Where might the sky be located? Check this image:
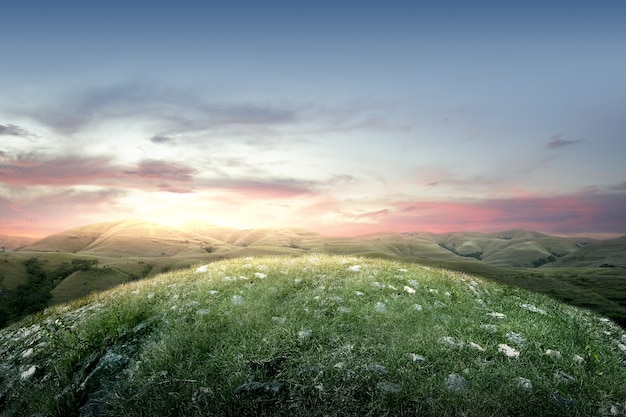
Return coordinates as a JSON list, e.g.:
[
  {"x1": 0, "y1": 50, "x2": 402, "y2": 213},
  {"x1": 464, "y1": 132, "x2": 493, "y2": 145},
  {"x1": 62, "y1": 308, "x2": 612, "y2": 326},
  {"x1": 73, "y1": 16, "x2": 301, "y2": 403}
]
[{"x1": 1, "y1": 0, "x2": 625, "y2": 238}]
